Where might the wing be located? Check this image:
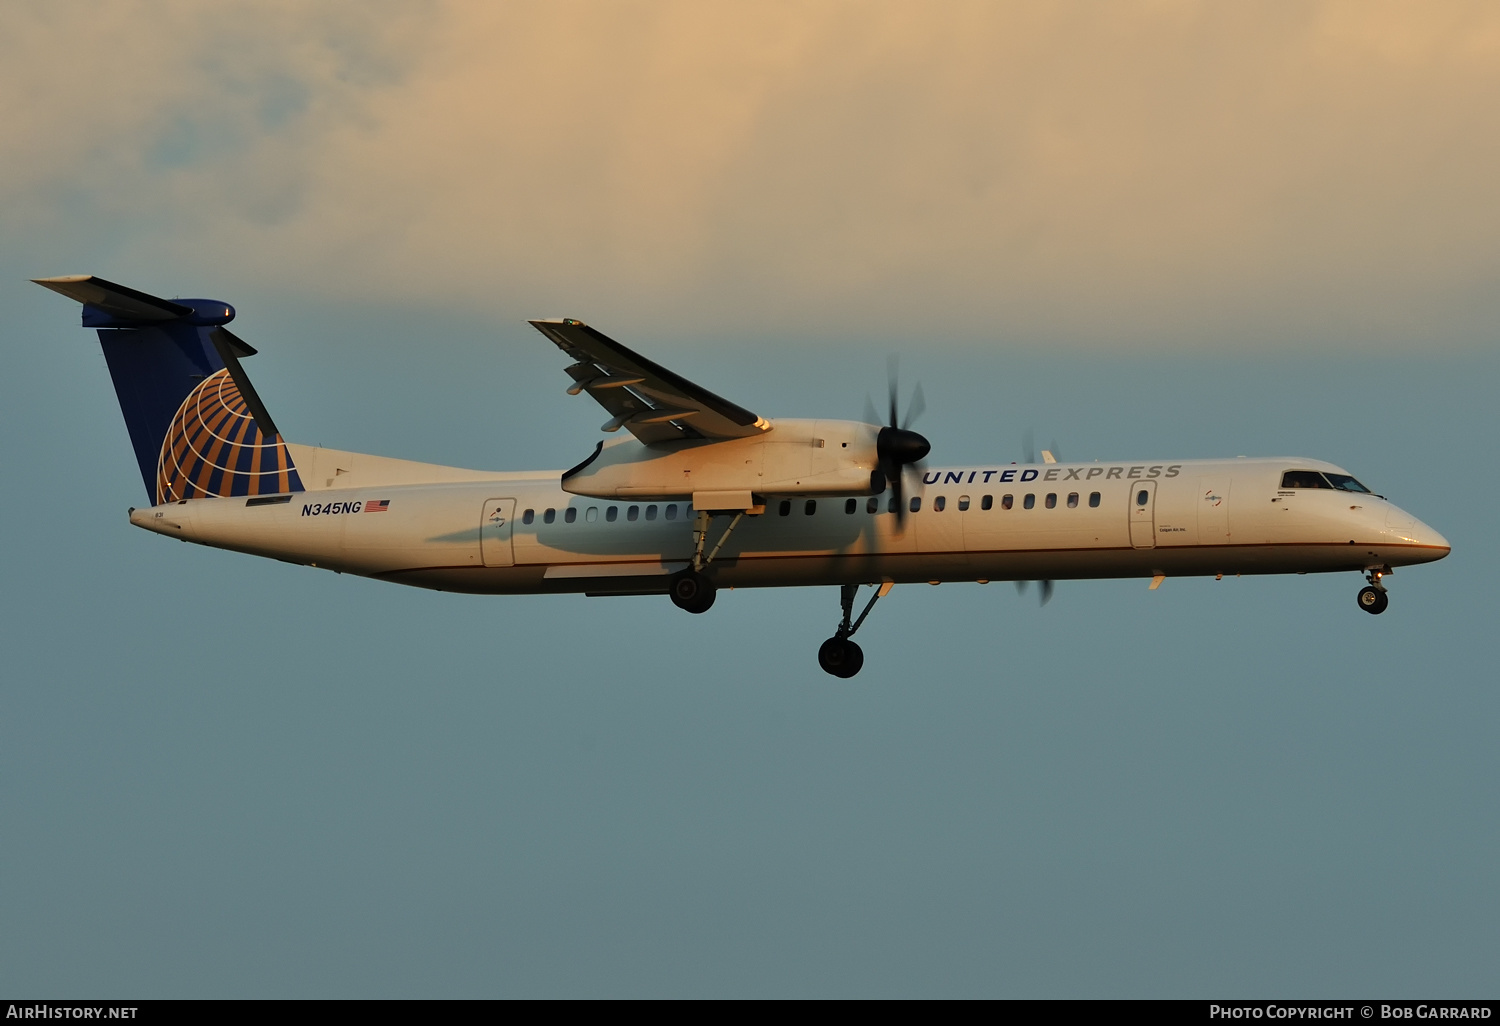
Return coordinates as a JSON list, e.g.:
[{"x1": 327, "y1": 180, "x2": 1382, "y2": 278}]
[{"x1": 530, "y1": 318, "x2": 769, "y2": 444}]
